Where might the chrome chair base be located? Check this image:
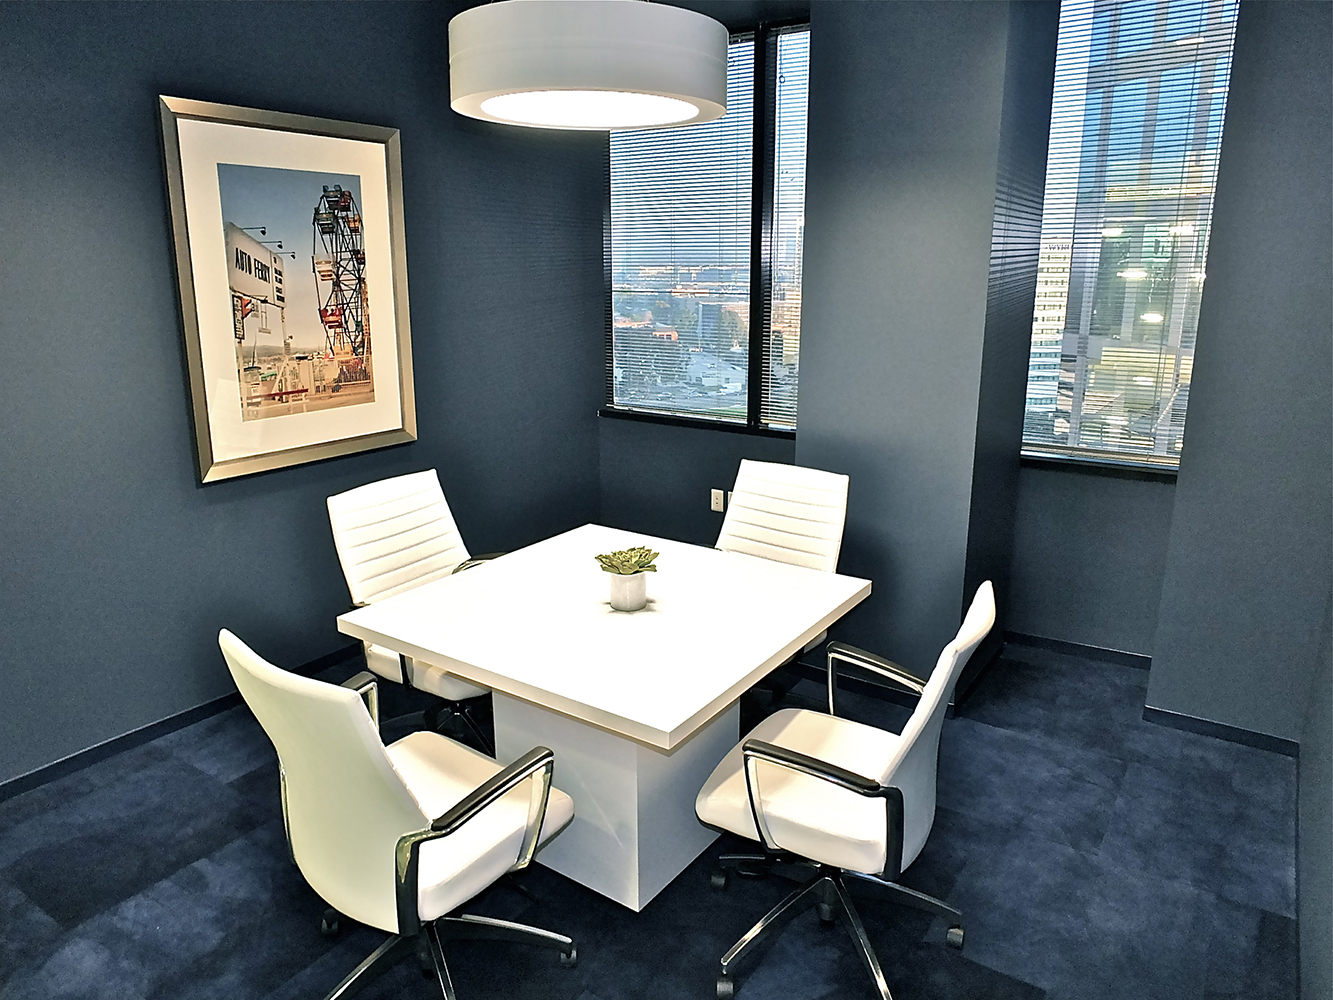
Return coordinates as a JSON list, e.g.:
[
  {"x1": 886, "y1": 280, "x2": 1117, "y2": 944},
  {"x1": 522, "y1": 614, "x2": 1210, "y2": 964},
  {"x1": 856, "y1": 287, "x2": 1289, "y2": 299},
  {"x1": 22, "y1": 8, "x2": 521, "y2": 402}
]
[
  {"x1": 425, "y1": 698, "x2": 494, "y2": 756},
  {"x1": 717, "y1": 850, "x2": 822, "y2": 885},
  {"x1": 321, "y1": 913, "x2": 575, "y2": 1000},
  {"x1": 712, "y1": 855, "x2": 963, "y2": 1000},
  {"x1": 379, "y1": 696, "x2": 494, "y2": 756}
]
